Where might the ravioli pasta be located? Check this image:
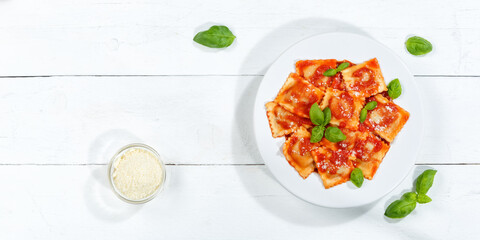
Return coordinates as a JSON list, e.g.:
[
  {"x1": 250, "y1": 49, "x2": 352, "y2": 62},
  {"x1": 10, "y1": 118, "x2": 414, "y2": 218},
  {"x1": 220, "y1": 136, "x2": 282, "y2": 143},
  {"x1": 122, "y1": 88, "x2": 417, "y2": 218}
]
[
  {"x1": 266, "y1": 101, "x2": 312, "y2": 138},
  {"x1": 274, "y1": 73, "x2": 325, "y2": 118},
  {"x1": 282, "y1": 126, "x2": 317, "y2": 179},
  {"x1": 265, "y1": 58, "x2": 410, "y2": 189}
]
